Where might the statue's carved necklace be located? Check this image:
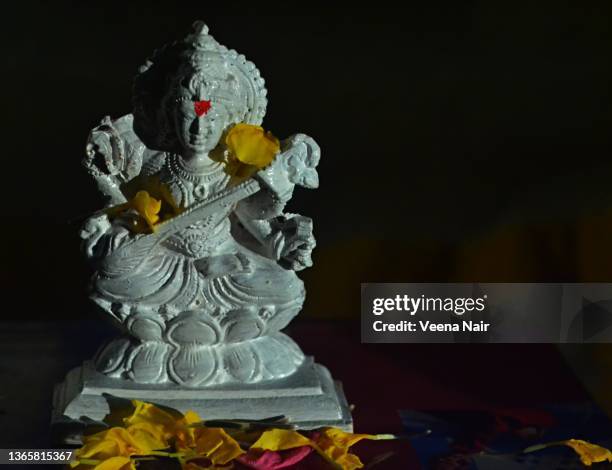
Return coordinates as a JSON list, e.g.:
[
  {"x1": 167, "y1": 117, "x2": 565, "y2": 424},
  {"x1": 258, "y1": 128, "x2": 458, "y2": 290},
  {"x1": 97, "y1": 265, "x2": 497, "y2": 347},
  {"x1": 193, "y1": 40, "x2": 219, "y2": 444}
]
[
  {"x1": 162, "y1": 153, "x2": 233, "y2": 258},
  {"x1": 163, "y1": 153, "x2": 229, "y2": 207}
]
